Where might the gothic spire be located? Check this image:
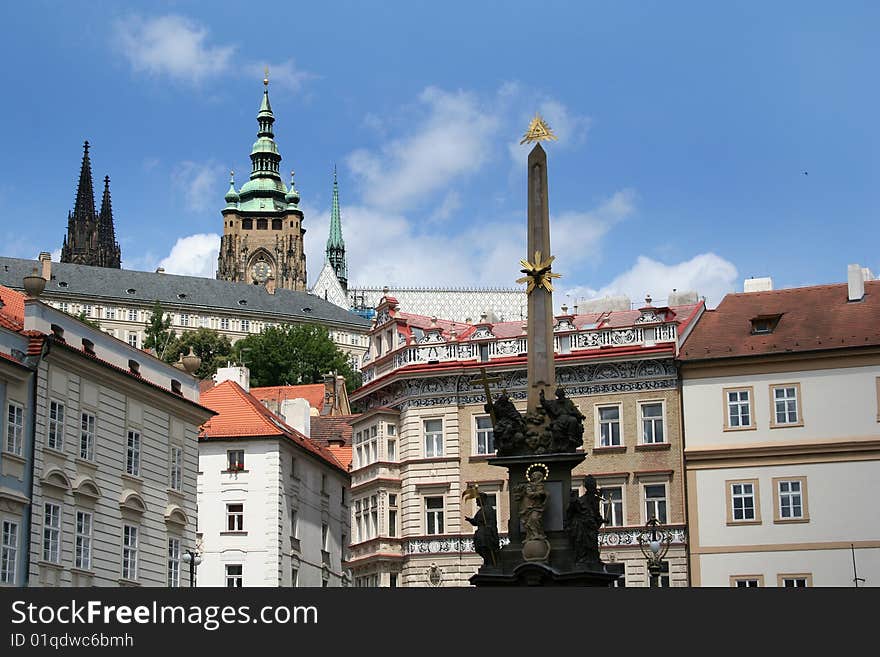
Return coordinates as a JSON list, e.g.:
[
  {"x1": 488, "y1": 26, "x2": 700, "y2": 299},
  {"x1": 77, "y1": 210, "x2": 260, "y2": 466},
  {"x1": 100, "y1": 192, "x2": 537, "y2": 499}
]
[
  {"x1": 97, "y1": 175, "x2": 121, "y2": 268},
  {"x1": 326, "y1": 166, "x2": 348, "y2": 289},
  {"x1": 72, "y1": 140, "x2": 97, "y2": 225}
]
